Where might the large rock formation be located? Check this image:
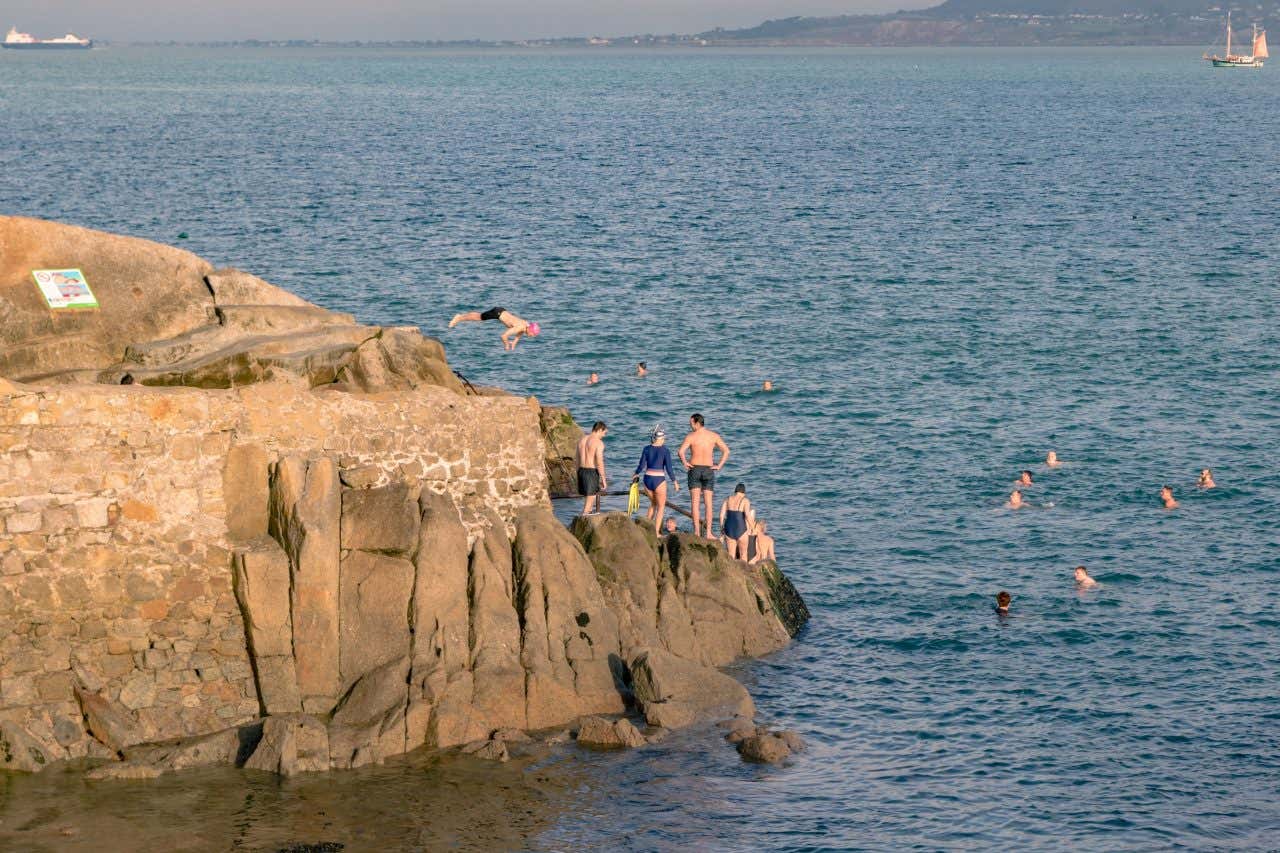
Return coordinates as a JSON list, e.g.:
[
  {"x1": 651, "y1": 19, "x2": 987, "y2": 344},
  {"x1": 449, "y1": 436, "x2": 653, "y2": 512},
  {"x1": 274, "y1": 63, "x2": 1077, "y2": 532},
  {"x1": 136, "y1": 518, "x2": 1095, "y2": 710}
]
[
  {"x1": 0, "y1": 215, "x2": 461, "y2": 393},
  {"x1": 0, "y1": 218, "x2": 808, "y2": 777}
]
